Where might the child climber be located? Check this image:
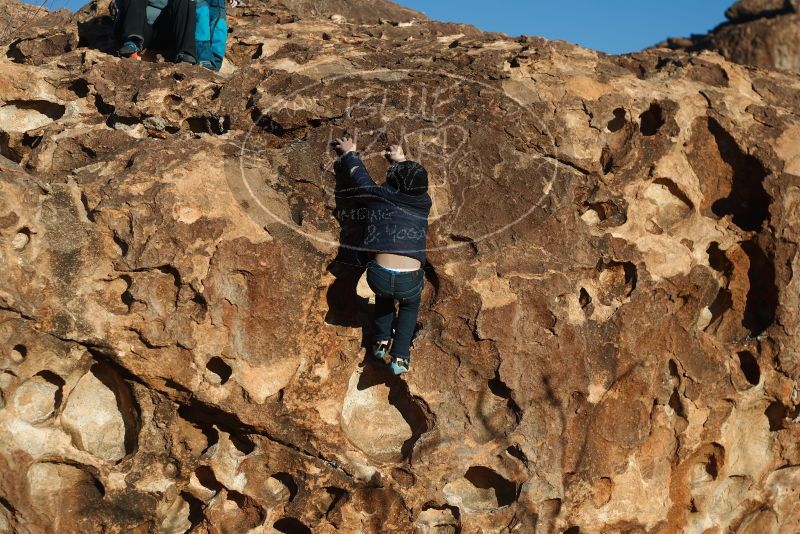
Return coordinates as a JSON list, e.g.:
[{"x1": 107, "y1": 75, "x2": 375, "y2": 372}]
[{"x1": 331, "y1": 135, "x2": 432, "y2": 375}]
